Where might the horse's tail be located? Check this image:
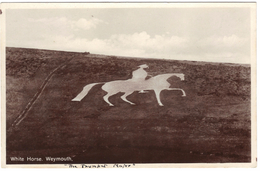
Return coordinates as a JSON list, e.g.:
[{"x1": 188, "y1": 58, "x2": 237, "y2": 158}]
[{"x1": 72, "y1": 82, "x2": 103, "y2": 101}]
